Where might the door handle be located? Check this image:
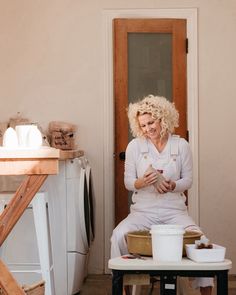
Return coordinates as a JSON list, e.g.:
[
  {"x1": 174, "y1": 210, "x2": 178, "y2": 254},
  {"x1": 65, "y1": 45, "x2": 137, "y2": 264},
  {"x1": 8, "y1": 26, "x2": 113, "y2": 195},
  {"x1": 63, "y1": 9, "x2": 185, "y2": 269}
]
[{"x1": 119, "y1": 151, "x2": 126, "y2": 161}]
